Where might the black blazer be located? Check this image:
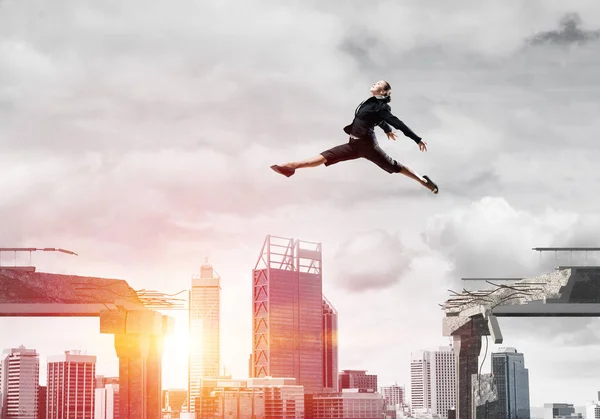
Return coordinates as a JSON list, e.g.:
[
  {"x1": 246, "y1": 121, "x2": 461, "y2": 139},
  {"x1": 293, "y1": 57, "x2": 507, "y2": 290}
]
[{"x1": 343, "y1": 96, "x2": 422, "y2": 144}]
